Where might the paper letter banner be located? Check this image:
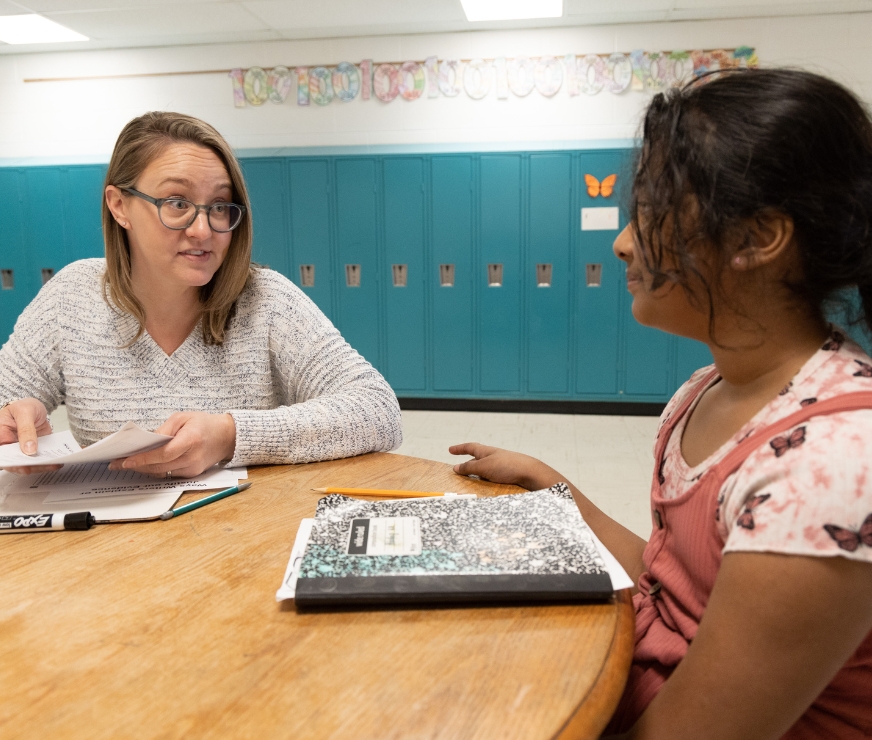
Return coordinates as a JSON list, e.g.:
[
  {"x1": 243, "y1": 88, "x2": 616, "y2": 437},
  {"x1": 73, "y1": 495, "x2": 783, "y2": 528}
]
[{"x1": 230, "y1": 47, "x2": 757, "y2": 107}]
